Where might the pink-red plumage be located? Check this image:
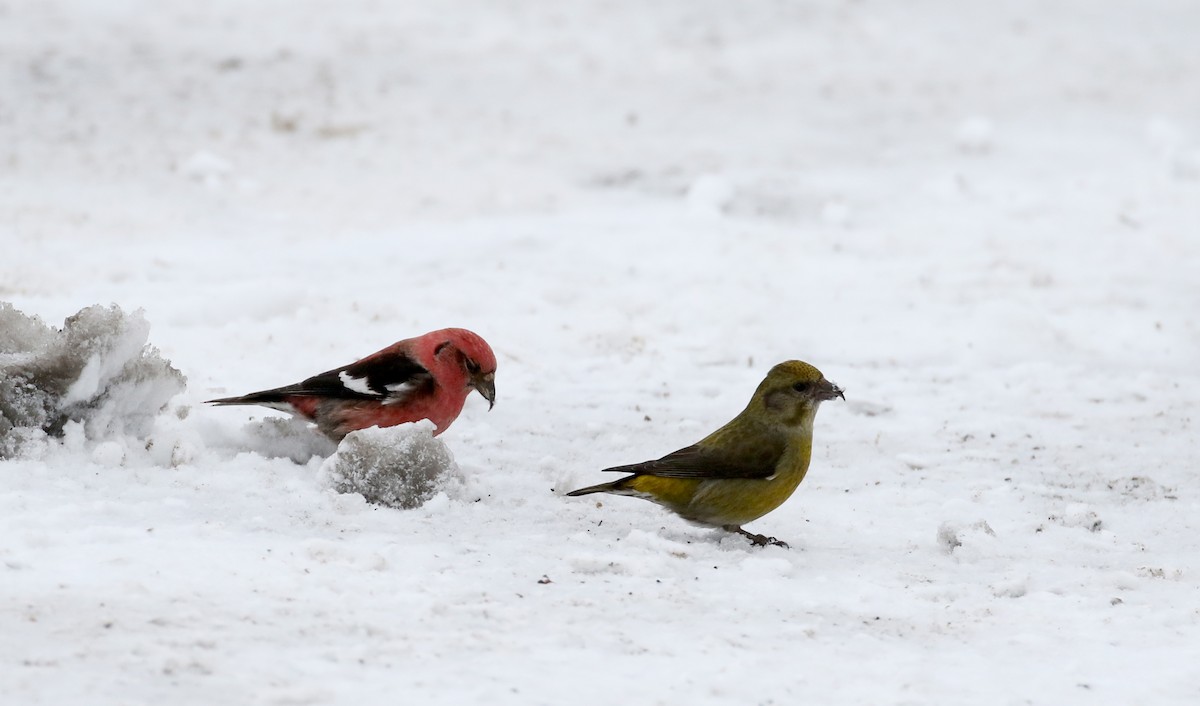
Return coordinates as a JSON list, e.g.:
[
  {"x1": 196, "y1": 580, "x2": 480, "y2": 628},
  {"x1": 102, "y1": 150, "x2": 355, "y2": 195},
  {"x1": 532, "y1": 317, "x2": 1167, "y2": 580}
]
[{"x1": 208, "y1": 328, "x2": 497, "y2": 440}]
